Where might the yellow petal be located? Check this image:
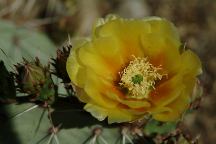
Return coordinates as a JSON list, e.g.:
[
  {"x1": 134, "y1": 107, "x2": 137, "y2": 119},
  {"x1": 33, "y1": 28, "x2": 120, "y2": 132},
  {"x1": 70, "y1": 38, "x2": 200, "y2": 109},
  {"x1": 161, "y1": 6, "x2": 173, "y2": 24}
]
[
  {"x1": 84, "y1": 103, "x2": 107, "y2": 121},
  {"x1": 77, "y1": 42, "x2": 114, "y2": 81},
  {"x1": 180, "y1": 50, "x2": 202, "y2": 76},
  {"x1": 107, "y1": 106, "x2": 135, "y2": 124},
  {"x1": 84, "y1": 103, "x2": 135, "y2": 124},
  {"x1": 75, "y1": 86, "x2": 91, "y2": 103},
  {"x1": 92, "y1": 14, "x2": 120, "y2": 34},
  {"x1": 94, "y1": 18, "x2": 153, "y2": 58},
  {"x1": 66, "y1": 46, "x2": 86, "y2": 87},
  {"x1": 179, "y1": 50, "x2": 202, "y2": 98},
  {"x1": 83, "y1": 69, "x2": 118, "y2": 108},
  {"x1": 67, "y1": 46, "x2": 119, "y2": 108},
  {"x1": 89, "y1": 36, "x2": 125, "y2": 77}
]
